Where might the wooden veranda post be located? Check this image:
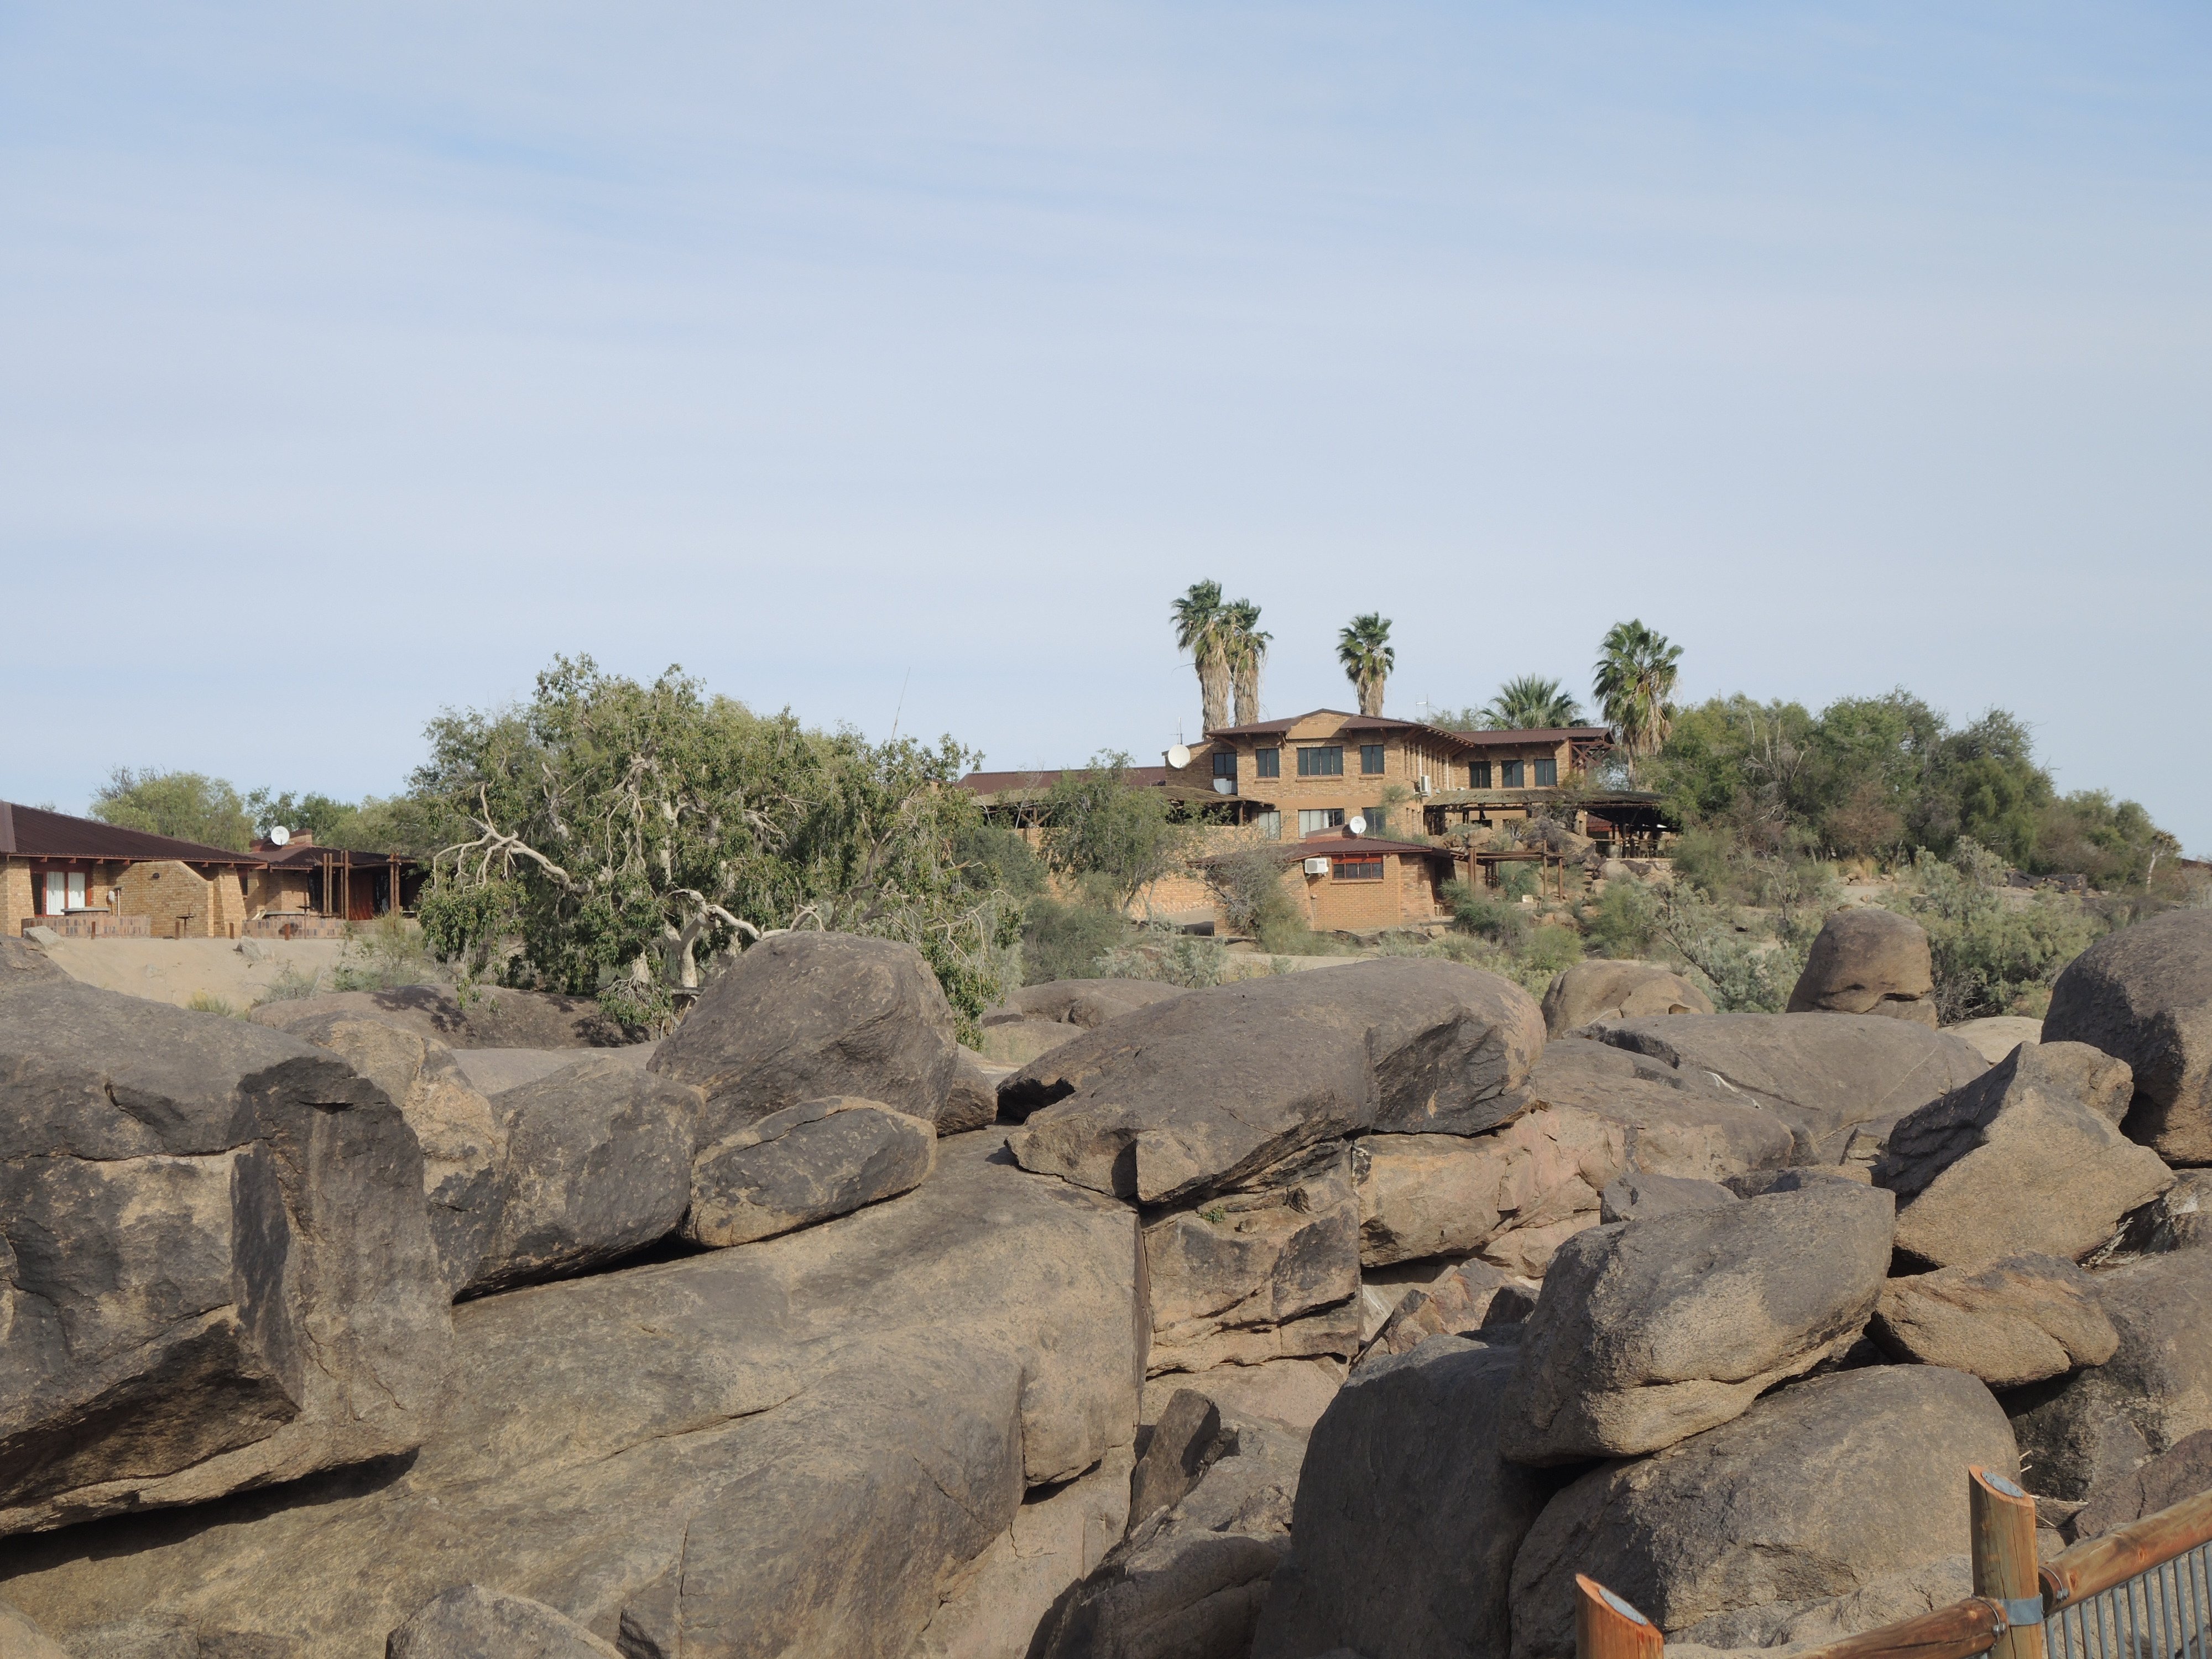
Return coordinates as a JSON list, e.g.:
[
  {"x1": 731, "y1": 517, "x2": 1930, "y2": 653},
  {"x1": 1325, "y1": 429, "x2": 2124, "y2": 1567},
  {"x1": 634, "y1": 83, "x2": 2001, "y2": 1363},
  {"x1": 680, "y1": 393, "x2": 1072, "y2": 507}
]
[
  {"x1": 1575, "y1": 1574, "x2": 1663, "y2": 1659},
  {"x1": 1970, "y1": 1467, "x2": 2046, "y2": 1659}
]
